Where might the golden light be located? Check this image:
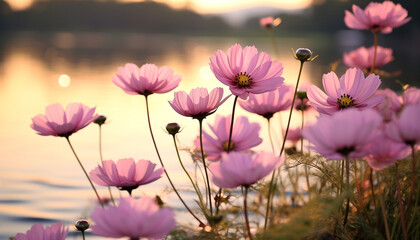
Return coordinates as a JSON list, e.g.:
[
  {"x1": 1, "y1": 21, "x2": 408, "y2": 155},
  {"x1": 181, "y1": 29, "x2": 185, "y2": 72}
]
[
  {"x1": 199, "y1": 65, "x2": 213, "y2": 80},
  {"x1": 4, "y1": 0, "x2": 34, "y2": 11},
  {"x1": 58, "y1": 74, "x2": 71, "y2": 87}
]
